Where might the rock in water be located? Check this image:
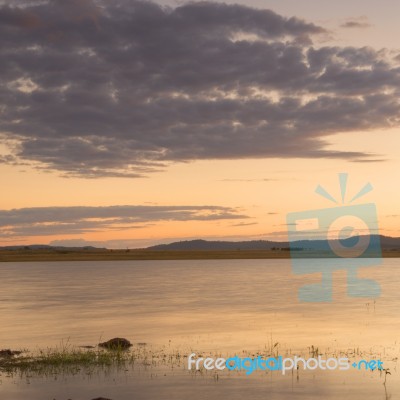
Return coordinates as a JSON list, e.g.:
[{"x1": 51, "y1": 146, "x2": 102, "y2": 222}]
[
  {"x1": 98, "y1": 337, "x2": 132, "y2": 350},
  {"x1": 91, "y1": 398, "x2": 112, "y2": 400},
  {"x1": 0, "y1": 349, "x2": 22, "y2": 357}
]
